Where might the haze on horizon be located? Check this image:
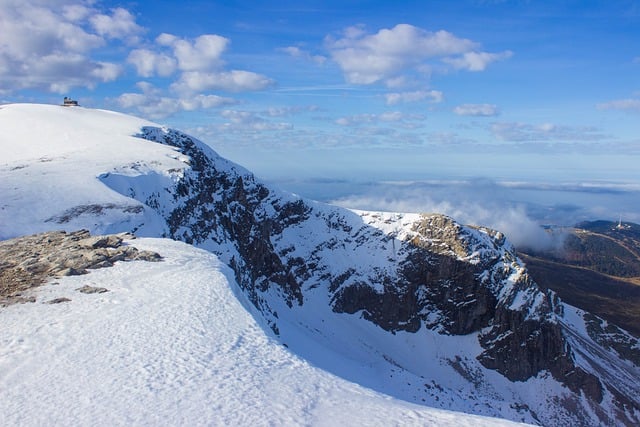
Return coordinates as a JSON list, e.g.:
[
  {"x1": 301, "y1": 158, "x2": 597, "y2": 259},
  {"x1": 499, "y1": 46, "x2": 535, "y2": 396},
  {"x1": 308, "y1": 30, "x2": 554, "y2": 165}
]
[{"x1": 2, "y1": 0, "x2": 639, "y2": 239}]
